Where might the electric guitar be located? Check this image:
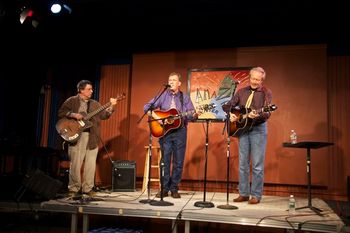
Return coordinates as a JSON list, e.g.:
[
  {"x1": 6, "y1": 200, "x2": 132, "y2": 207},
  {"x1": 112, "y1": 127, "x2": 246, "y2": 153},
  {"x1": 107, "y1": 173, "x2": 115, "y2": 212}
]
[
  {"x1": 229, "y1": 104, "x2": 277, "y2": 137},
  {"x1": 56, "y1": 93, "x2": 126, "y2": 143},
  {"x1": 149, "y1": 103, "x2": 215, "y2": 138}
]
